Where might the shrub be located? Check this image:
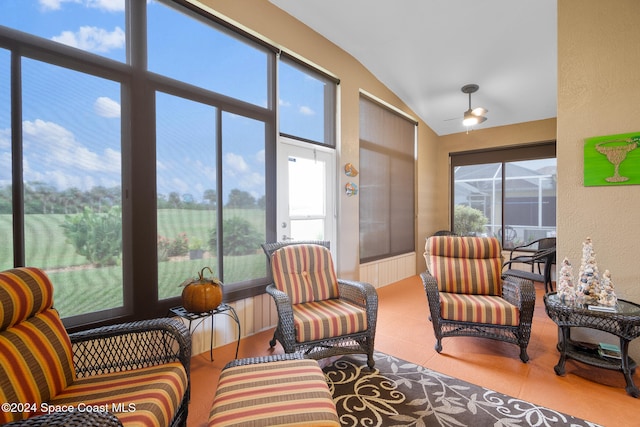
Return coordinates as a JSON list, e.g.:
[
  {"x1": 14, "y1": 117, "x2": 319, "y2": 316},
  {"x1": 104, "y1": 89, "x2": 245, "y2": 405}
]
[
  {"x1": 167, "y1": 232, "x2": 189, "y2": 256},
  {"x1": 61, "y1": 206, "x2": 122, "y2": 266},
  {"x1": 158, "y1": 235, "x2": 170, "y2": 262},
  {"x1": 453, "y1": 205, "x2": 488, "y2": 236},
  {"x1": 209, "y1": 217, "x2": 261, "y2": 256}
]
